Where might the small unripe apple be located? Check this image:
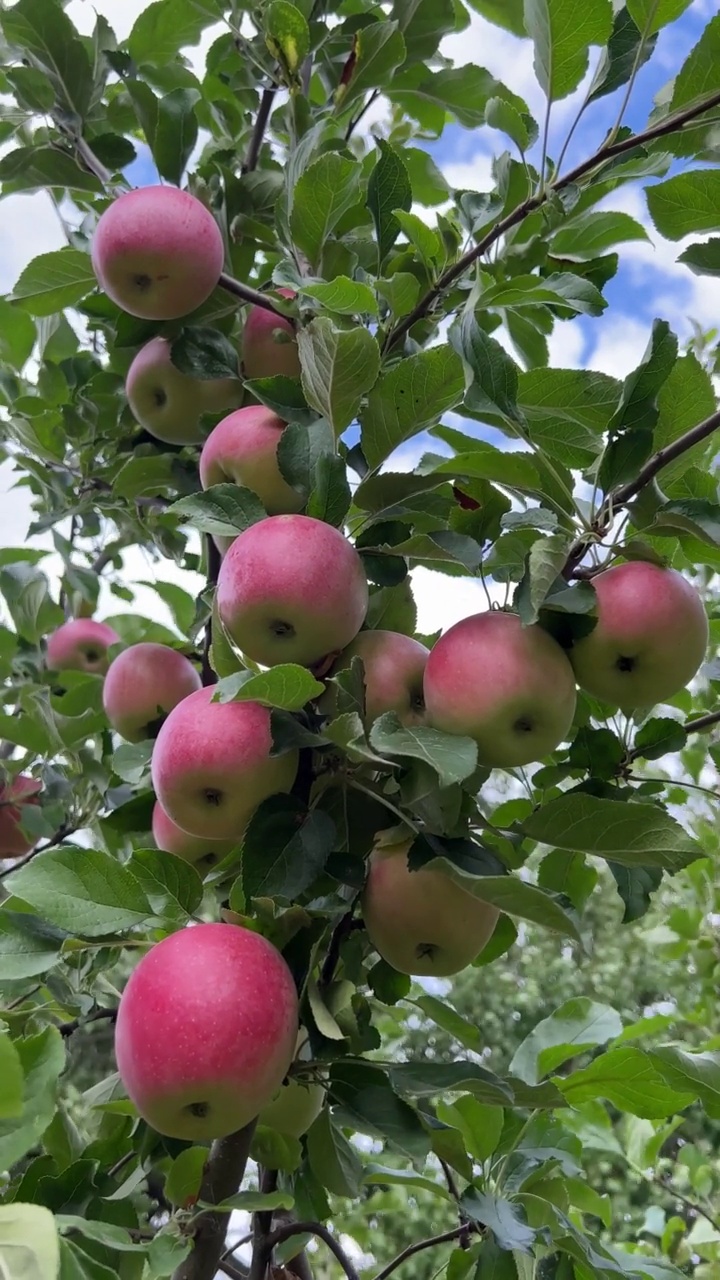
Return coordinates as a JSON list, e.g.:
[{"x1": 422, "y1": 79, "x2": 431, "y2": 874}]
[
  {"x1": 423, "y1": 611, "x2": 576, "y2": 768},
  {"x1": 151, "y1": 801, "x2": 237, "y2": 869},
  {"x1": 151, "y1": 685, "x2": 299, "y2": 839},
  {"x1": 242, "y1": 289, "x2": 300, "y2": 380},
  {"x1": 92, "y1": 186, "x2": 224, "y2": 321},
  {"x1": 0, "y1": 775, "x2": 41, "y2": 858},
  {"x1": 324, "y1": 630, "x2": 429, "y2": 726},
  {"x1": 103, "y1": 643, "x2": 202, "y2": 742},
  {"x1": 46, "y1": 619, "x2": 120, "y2": 675},
  {"x1": 569, "y1": 561, "x2": 709, "y2": 709},
  {"x1": 200, "y1": 406, "x2": 304, "y2": 516},
  {"x1": 217, "y1": 514, "x2": 368, "y2": 669},
  {"x1": 362, "y1": 838, "x2": 499, "y2": 977},
  {"x1": 114, "y1": 922, "x2": 299, "y2": 1141},
  {"x1": 126, "y1": 337, "x2": 241, "y2": 445},
  {"x1": 258, "y1": 1030, "x2": 324, "y2": 1137}
]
